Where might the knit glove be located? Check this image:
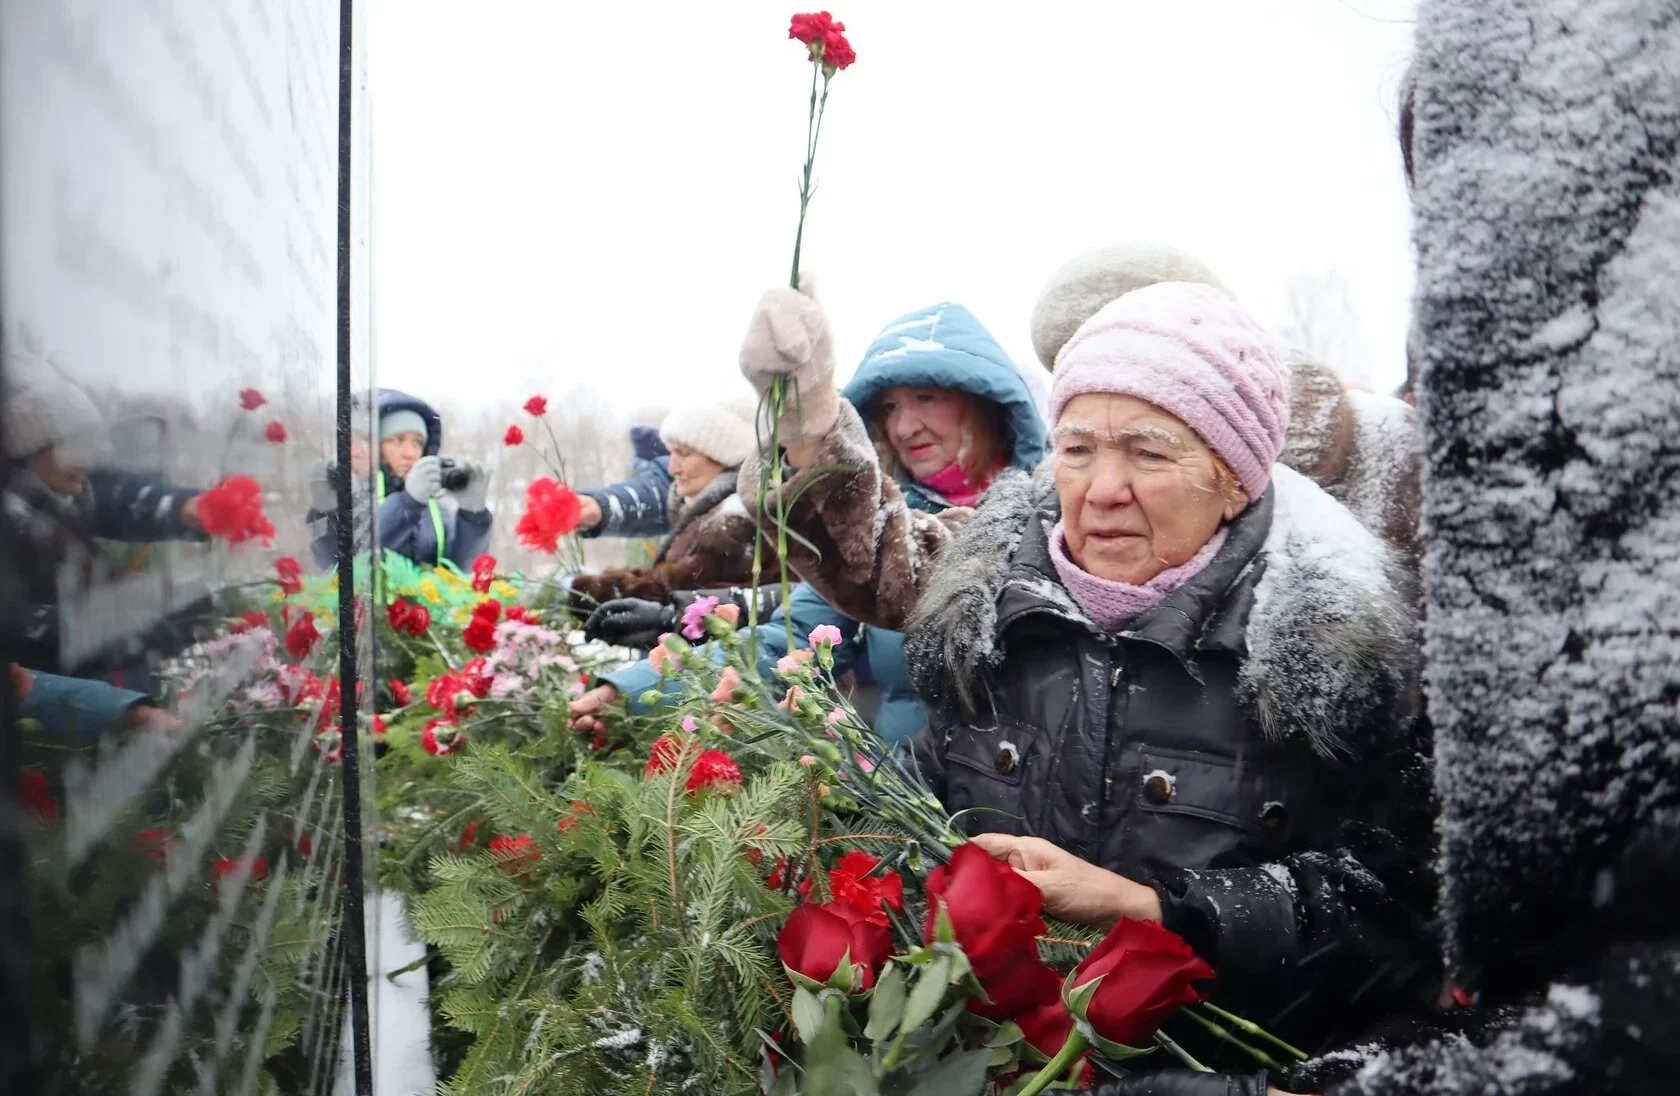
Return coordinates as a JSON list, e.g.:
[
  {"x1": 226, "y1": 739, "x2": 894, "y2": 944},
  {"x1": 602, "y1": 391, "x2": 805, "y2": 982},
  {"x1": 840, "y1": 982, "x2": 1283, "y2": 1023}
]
[
  {"x1": 584, "y1": 598, "x2": 676, "y2": 650},
  {"x1": 1091, "y1": 1071, "x2": 1273, "y2": 1096},
  {"x1": 404, "y1": 456, "x2": 443, "y2": 503},
  {"x1": 739, "y1": 274, "x2": 841, "y2": 444},
  {"x1": 450, "y1": 460, "x2": 490, "y2": 511}
]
